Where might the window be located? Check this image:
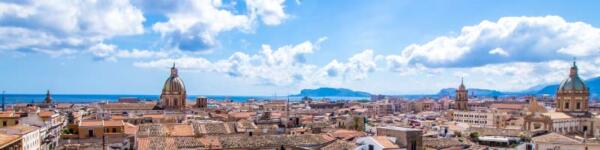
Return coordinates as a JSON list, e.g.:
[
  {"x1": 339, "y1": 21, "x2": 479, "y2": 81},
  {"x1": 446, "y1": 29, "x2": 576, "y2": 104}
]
[
  {"x1": 2, "y1": 121, "x2": 6, "y2": 126},
  {"x1": 565, "y1": 102, "x2": 570, "y2": 109},
  {"x1": 368, "y1": 144, "x2": 374, "y2": 150},
  {"x1": 112, "y1": 128, "x2": 116, "y2": 133},
  {"x1": 577, "y1": 102, "x2": 581, "y2": 109}
]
